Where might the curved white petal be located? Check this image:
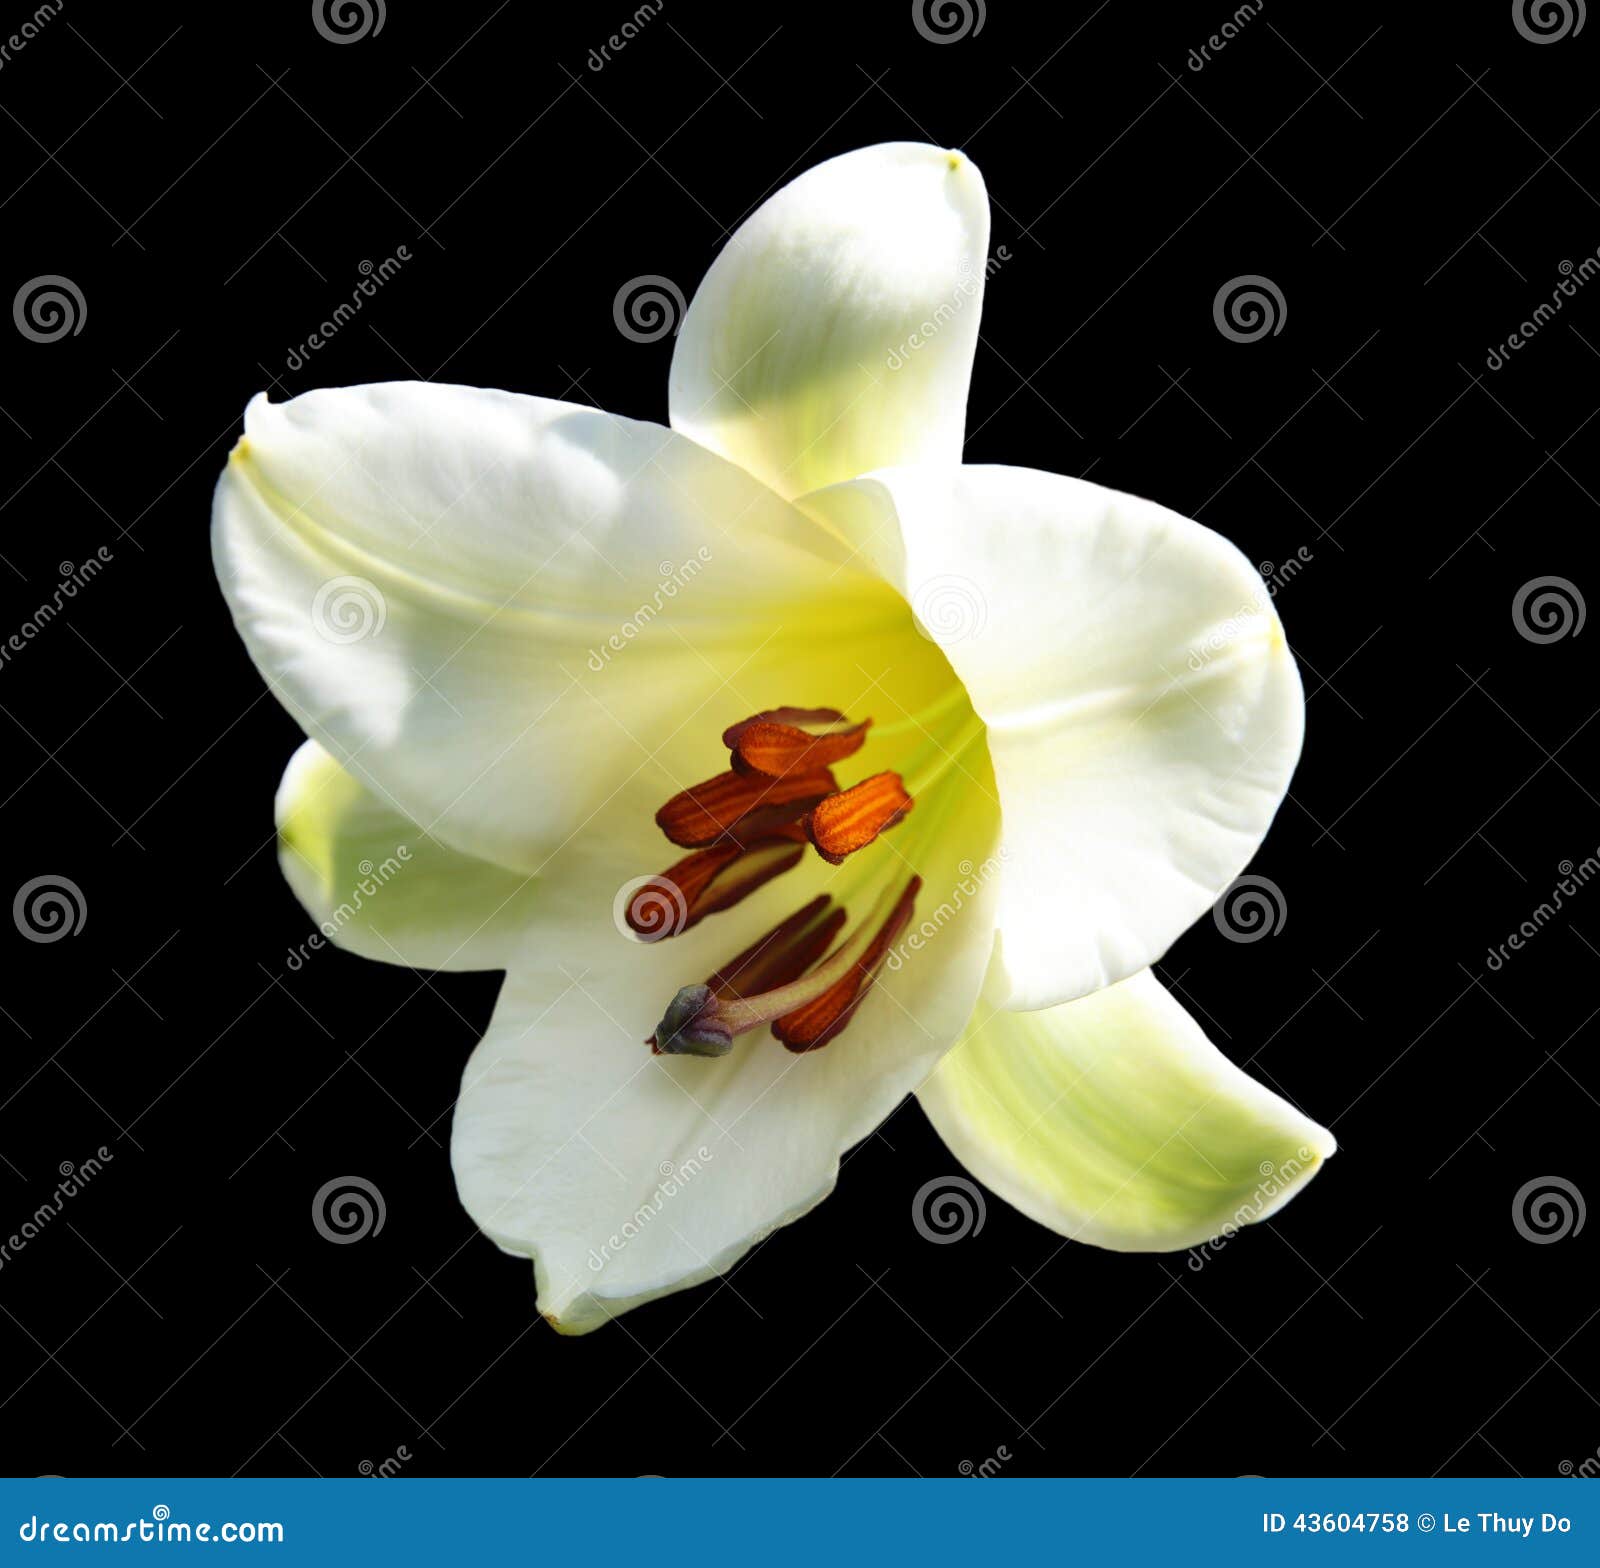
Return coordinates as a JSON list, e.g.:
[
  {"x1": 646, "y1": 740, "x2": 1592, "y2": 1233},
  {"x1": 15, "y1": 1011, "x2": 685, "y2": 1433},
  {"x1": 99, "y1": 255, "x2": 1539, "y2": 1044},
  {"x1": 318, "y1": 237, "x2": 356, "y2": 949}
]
[
  {"x1": 276, "y1": 739, "x2": 536, "y2": 973},
  {"x1": 215, "y1": 382, "x2": 926, "y2": 876},
  {"x1": 450, "y1": 769, "x2": 1002, "y2": 1333},
  {"x1": 803, "y1": 466, "x2": 1304, "y2": 1011},
  {"x1": 670, "y1": 142, "x2": 990, "y2": 500},
  {"x1": 918, "y1": 971, "x2": 1334, "y2": 1251}
]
